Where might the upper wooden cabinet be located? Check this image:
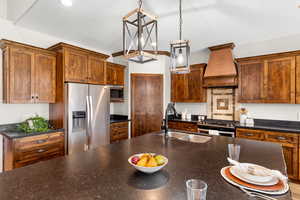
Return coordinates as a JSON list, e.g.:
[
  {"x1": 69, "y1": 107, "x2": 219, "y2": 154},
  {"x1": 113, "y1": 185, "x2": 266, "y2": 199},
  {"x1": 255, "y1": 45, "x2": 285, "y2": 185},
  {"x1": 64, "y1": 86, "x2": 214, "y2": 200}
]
[
  {"x1": 0, "y1": 40, "x2": 56, "y2": 104},
  {"x1": 106, "y1": 62, "x2": 125, "y2": 85},
  {"x1": 237, "y1": 54, "x2": 296, "y2": 104},
  {"x1": 48, "y1": 43, "x2": 109, "y2": 85},
  {"x1": 171, "y1": 64, "x2": 206, "y2": 103}
]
